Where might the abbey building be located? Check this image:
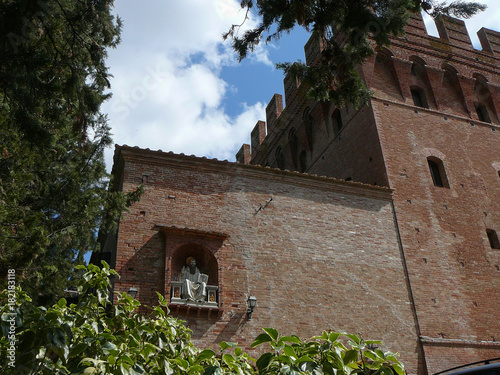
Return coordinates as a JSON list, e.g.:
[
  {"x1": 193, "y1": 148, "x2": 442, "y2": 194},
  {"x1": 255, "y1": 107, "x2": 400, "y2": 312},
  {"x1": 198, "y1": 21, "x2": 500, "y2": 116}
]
[{"x1": 97, "y1": 13, "x2": 500, "y2": 375}]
